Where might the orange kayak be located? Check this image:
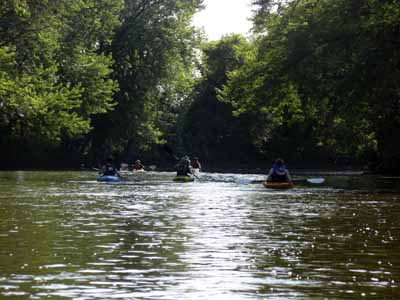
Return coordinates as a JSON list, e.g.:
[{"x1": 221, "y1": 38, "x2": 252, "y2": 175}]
[{"x1": 263, "y1": 181, "x2": 294, "y2": 189}]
